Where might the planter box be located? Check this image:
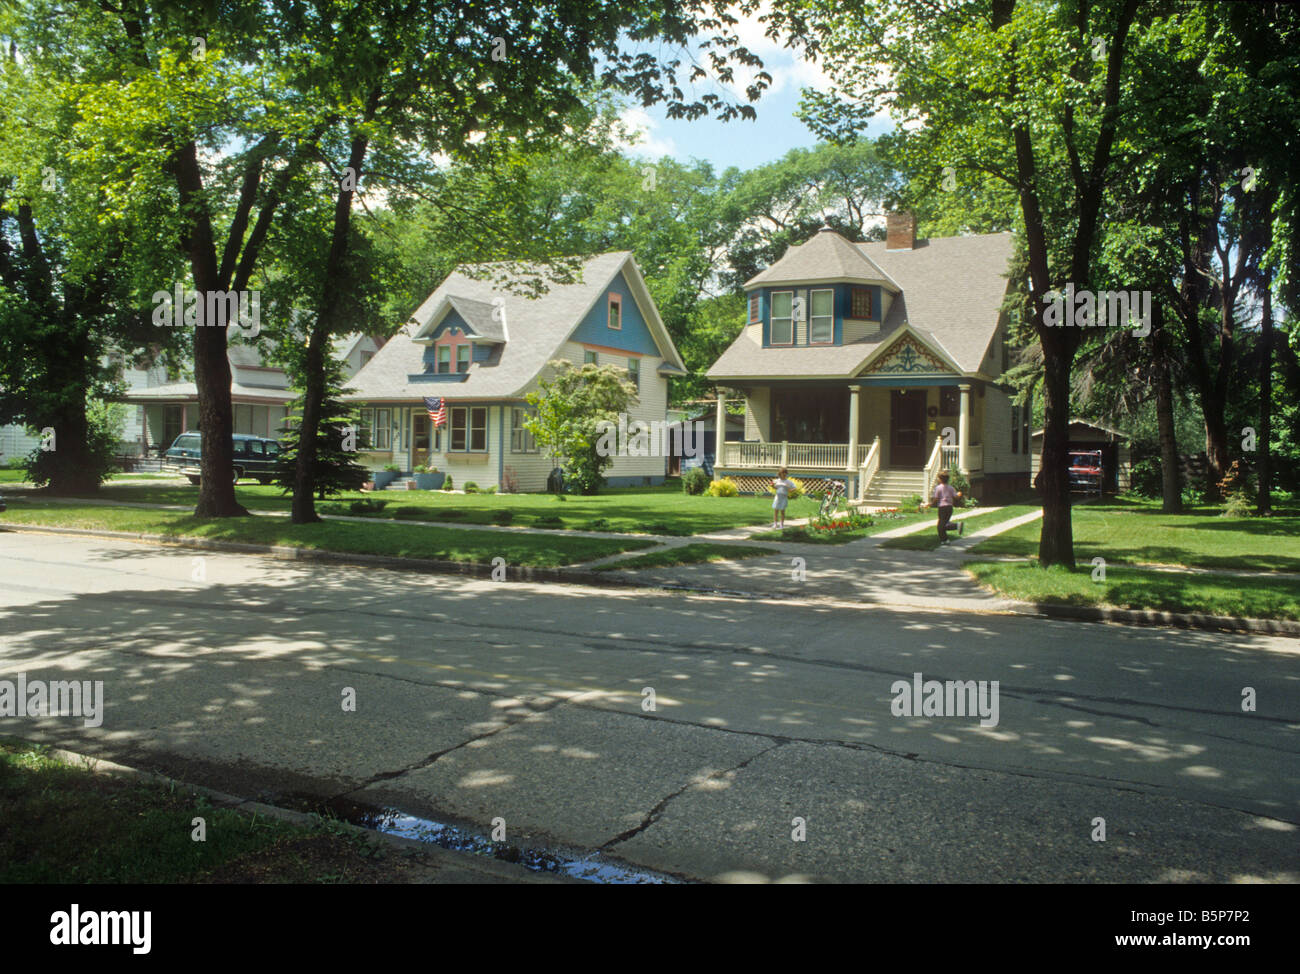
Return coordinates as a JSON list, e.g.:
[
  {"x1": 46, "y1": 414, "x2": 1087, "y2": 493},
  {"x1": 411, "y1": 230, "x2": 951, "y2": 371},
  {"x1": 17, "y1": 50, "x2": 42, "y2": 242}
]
[
  {"x1": 413, "y1": 471, "x2": 446, "y2": 490},
  {"x1": 372, "y1": 469, "x2": 400, "y2": 490}
]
